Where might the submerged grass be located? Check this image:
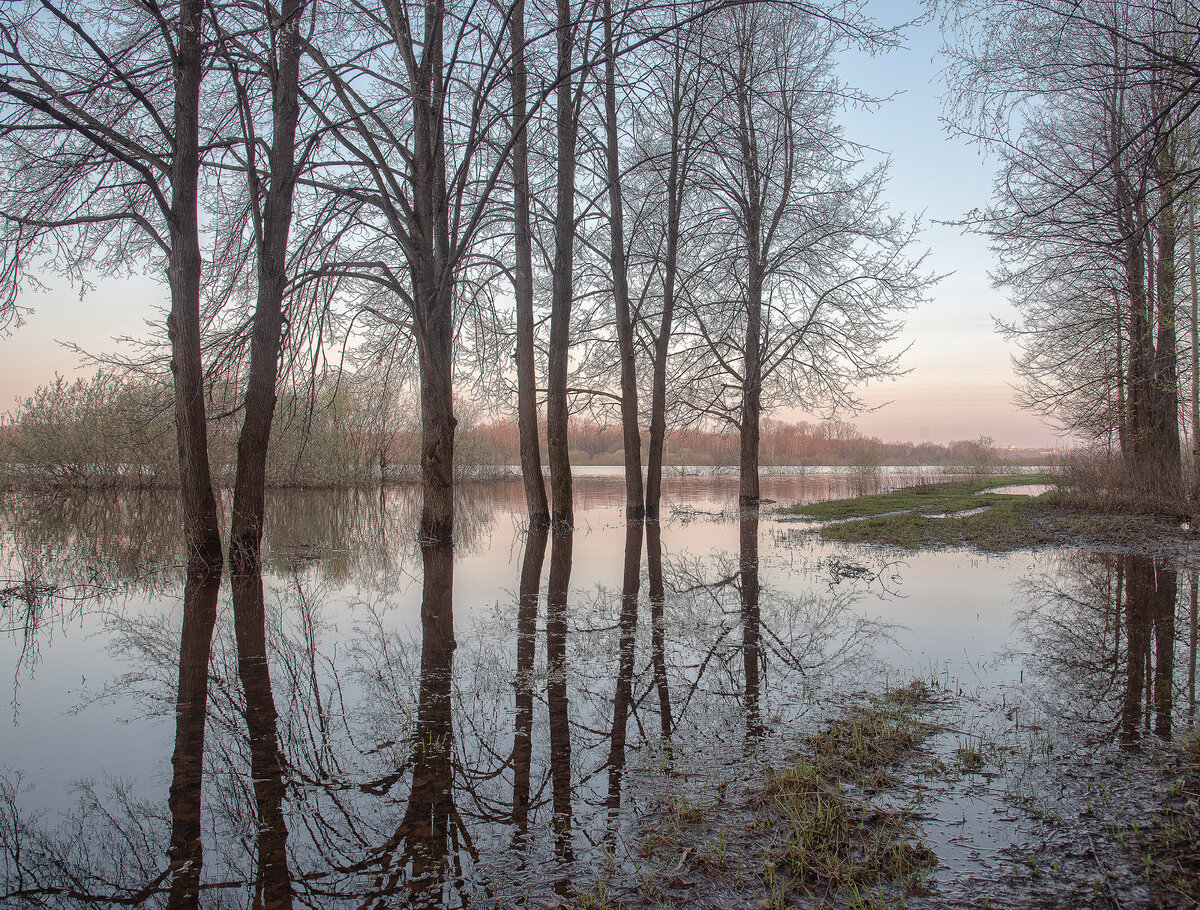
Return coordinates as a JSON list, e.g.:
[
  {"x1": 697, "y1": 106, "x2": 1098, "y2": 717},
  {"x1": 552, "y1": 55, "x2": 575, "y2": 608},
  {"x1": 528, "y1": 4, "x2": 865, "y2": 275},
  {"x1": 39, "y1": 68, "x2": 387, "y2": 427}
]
[
  {"x1": 1123, "y1": 732, "x2": 1200, "y2": 906},
  {"x1": 758, "y1": 683, "x2": 938, "y2": 900},
  {"x1": 633, "y1": 681, "x2": 939, "y2": 907}
]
